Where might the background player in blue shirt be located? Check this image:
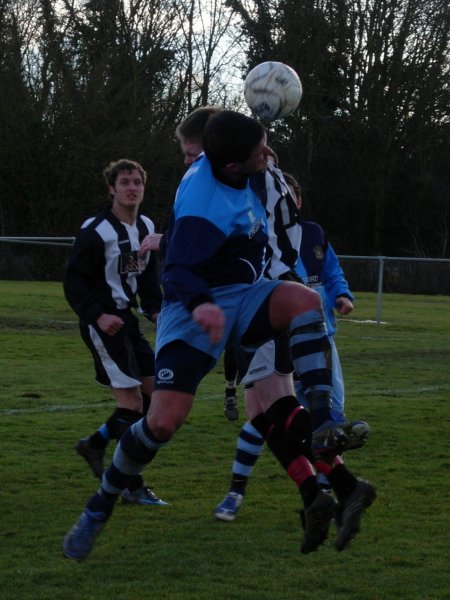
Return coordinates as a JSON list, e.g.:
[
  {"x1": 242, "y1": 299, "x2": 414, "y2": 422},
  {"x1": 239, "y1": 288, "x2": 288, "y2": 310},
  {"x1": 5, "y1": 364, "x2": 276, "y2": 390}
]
[{"x1": 287, "y1": 173, "x2": 357, "y2": 424}]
